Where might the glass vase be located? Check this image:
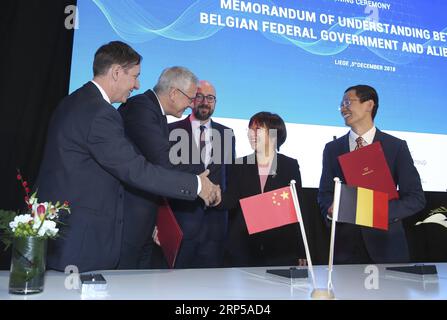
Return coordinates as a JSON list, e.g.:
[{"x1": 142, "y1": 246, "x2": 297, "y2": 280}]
[{"x1": 9, "y1": 236, "x2": 47, "y2": 294}]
